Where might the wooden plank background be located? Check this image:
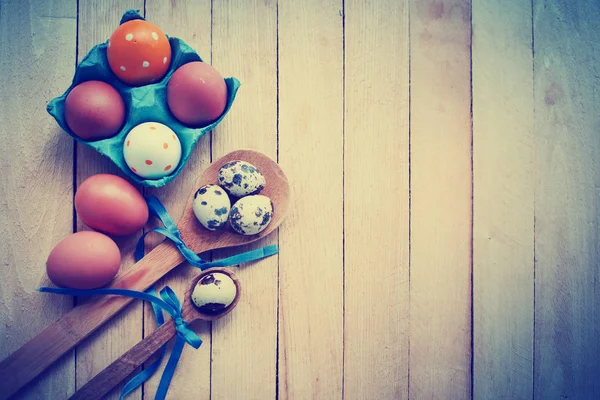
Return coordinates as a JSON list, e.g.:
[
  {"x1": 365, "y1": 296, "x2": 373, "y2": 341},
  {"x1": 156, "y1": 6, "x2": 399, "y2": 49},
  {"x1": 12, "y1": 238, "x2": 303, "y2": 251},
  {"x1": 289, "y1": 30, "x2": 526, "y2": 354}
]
[
  {"x1": 409, "y1": 1, "x2": 472, "y2": 398},
  {"x1": 344, "y1": 1, "x2": 409, "y2": 399},
  {"x1": 533, "y1": 1, "x2": 600, "y2": 398},
  {"x1": 0, "y1": 1, "x2": 76, "y2": 399},
  {"x1": 472, "y1": 0, "x2": 534, "y2": 399},
  {"x1": 278, "y1": 1, "x2": 344, "y2": 398},
  {"x1": 0, "y1": 0, "x2": 598, "y2": 399}
]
